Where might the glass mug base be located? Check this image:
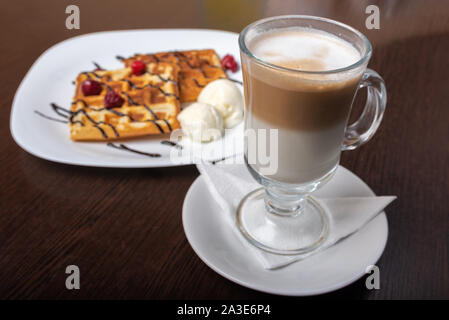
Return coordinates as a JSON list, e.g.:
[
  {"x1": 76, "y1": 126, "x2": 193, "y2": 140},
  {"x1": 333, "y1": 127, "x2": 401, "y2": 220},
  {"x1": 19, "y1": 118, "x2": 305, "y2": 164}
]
[{"x1": 237, "y1": 188, "x2": 330, "y2": 255}]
